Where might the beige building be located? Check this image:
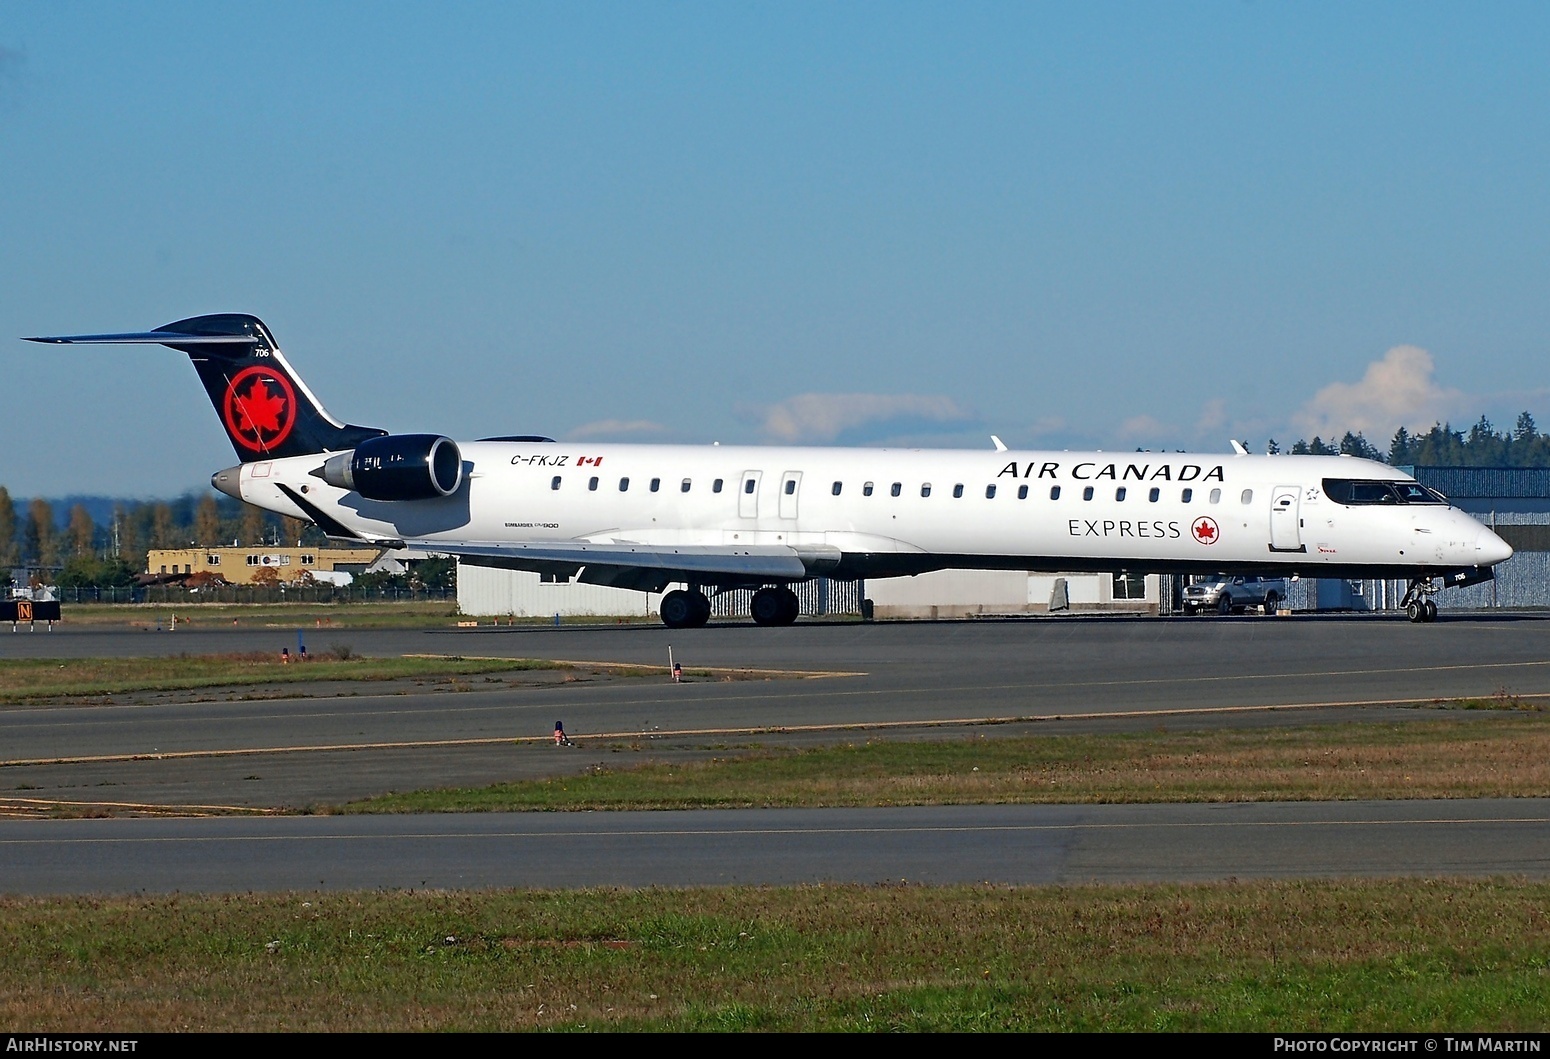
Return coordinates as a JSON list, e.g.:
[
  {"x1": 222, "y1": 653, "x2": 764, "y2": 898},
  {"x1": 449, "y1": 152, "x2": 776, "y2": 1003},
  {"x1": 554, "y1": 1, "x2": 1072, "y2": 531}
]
[{"x1": 146, "y1": 546, "x2": 385, "y2": 585}]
